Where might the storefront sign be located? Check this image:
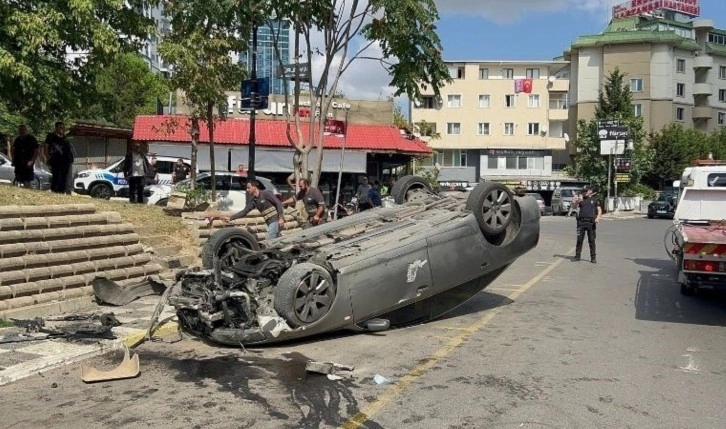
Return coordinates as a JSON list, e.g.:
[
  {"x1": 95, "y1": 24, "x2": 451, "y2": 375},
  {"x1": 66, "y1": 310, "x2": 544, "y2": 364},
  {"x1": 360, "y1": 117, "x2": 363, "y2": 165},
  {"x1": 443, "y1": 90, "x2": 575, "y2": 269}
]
[
  {"x1": 612, "y1": 0, "x2": 700, "y2": 19},
  {"x1": 226, "y1": 96, "x2": 351, "y2": 116},
  {"x1": 487, "y1": 149, "x2": 551, "y2": 157}
]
